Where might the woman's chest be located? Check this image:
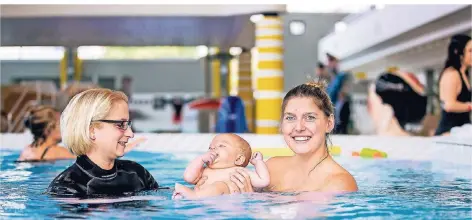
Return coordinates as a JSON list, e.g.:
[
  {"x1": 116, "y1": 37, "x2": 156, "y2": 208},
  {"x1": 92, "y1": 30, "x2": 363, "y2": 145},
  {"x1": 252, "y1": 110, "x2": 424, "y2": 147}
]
[{"x1": 269, "y1": 169, "x2": 325, "y2": 192}]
